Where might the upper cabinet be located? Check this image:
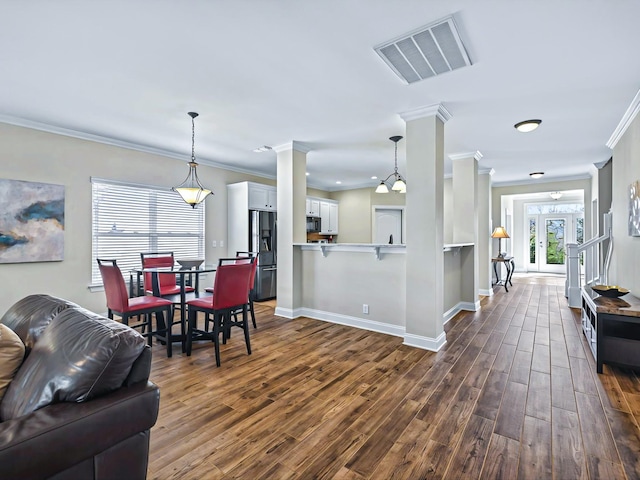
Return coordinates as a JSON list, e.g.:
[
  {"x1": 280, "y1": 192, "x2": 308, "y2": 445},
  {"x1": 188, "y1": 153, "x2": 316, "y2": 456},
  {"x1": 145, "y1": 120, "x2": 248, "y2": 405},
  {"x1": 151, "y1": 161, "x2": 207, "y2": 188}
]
[
  {"x1": 248, "y1": 183, "x2": 277, "y2": 211},
  {"x1": 319, "y1": 199, "x2": 339, "y2": 235},
  {"x1": 306, "y1": 198, "x2": 321, "y2": 217}
]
